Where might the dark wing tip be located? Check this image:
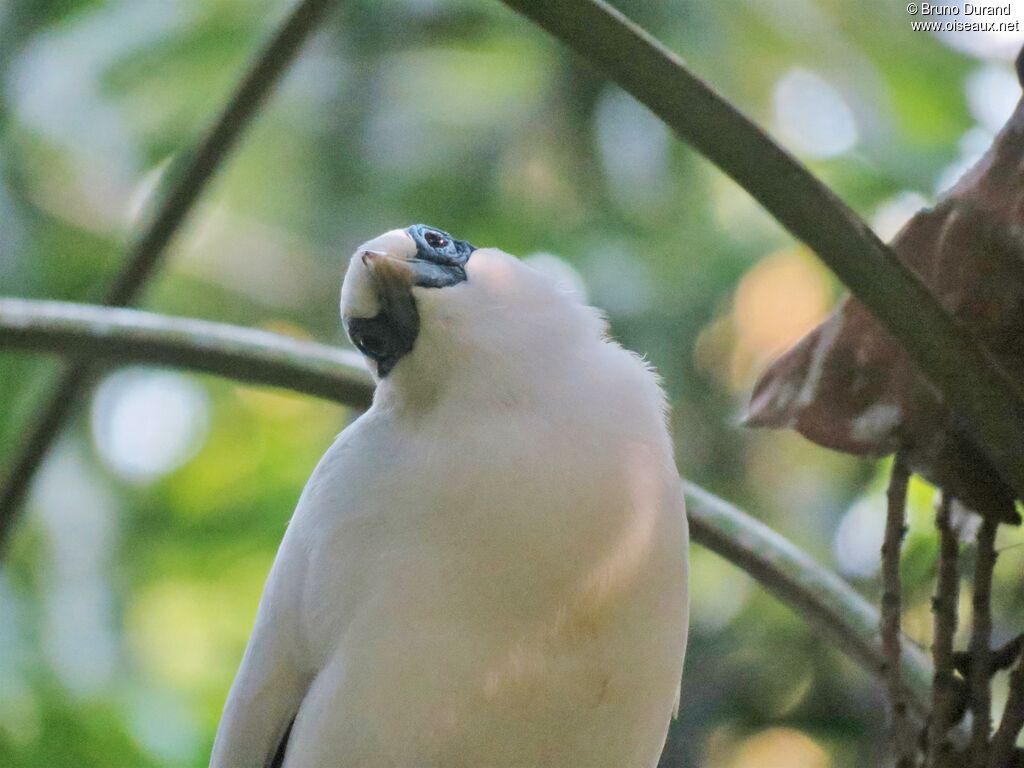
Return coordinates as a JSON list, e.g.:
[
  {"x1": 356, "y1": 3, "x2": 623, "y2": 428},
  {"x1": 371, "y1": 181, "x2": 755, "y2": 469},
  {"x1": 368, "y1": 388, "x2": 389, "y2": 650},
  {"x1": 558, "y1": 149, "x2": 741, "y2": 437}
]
[{"x1": 269, "y1": 718, "x2": 295, "y2": 768}]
